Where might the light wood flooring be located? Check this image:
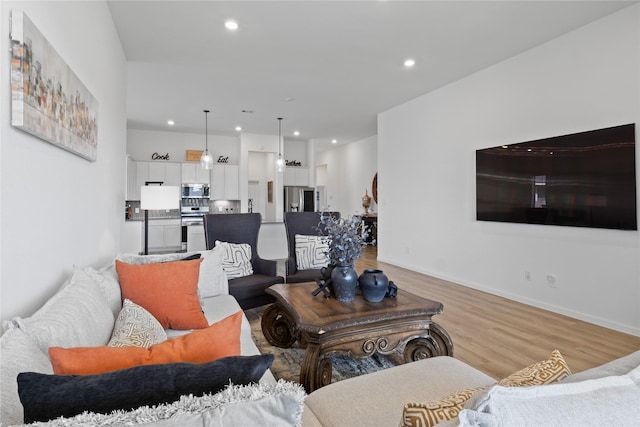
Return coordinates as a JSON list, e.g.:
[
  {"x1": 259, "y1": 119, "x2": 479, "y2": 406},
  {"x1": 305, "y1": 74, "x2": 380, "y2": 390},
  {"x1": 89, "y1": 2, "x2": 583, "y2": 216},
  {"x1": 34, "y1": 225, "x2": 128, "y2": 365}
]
[{"x1": 353, "y1": 245, "x2": 640, "y2": 379}]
